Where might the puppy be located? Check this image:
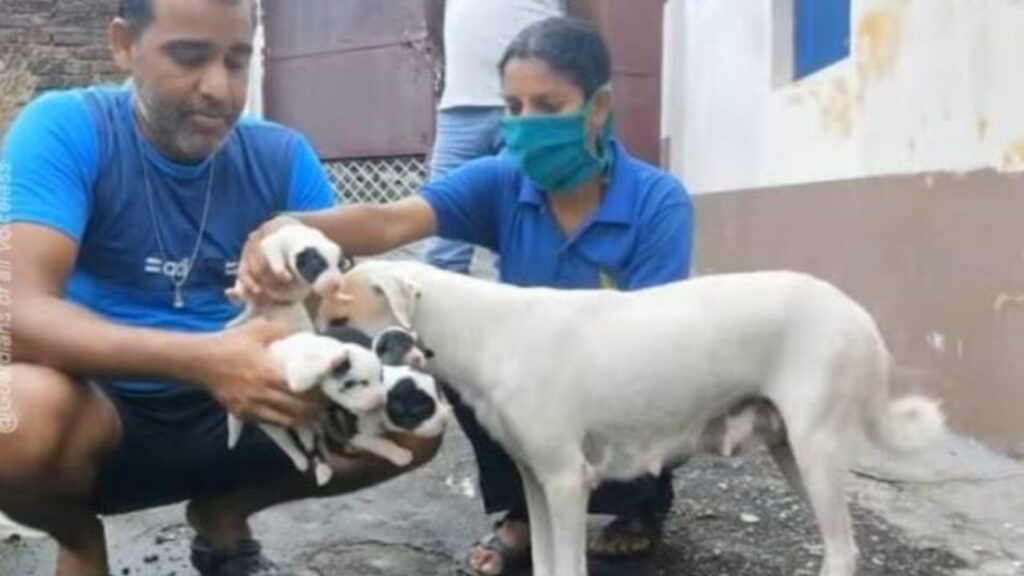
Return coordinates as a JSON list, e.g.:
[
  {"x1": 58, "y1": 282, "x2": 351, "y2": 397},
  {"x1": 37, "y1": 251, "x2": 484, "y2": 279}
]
[
  {"x1": 226, "y1": 224, "x2": 347, "y2": 331},
  {"x1": 372, "y1": 325, "x2": 434, "y2": 369},
  {"x1": 322, "y1": 324, "x2": 433, "y2": 368},
  {"x1": 227, "y1": 332, "x2": 385, "y2": 486},
  {"x1": 321, "y1": 325, "x2": 449, "y2": 466}
]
